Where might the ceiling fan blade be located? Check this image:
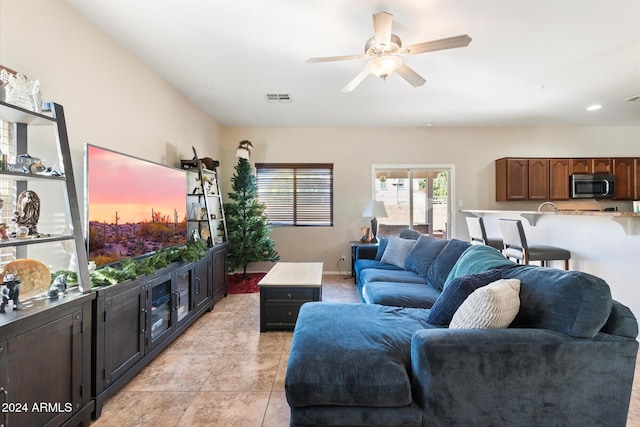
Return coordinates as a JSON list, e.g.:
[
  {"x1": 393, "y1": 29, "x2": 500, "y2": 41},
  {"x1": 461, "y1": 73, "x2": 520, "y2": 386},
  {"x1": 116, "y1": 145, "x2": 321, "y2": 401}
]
[
  {"x1": 401, "y1": 34, "x2": 472, "y2": 55},
  {"x1": 373, "y1": 11, "x2": 393, "y2": 47},
  {"x1": 396, "y1": 63, "x2": 426, "y2": 87},
  {"x1": 306, "y1": 54, "x2": 368, "y2": 63},
  {"x1": 341, "y1": 69, "x2": 370, "y2": 93}
]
